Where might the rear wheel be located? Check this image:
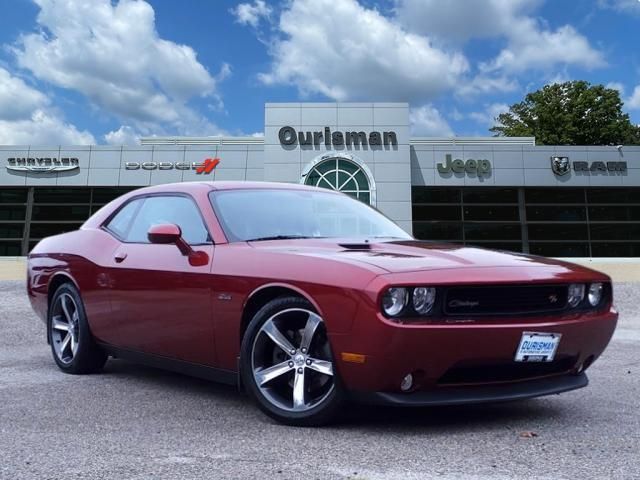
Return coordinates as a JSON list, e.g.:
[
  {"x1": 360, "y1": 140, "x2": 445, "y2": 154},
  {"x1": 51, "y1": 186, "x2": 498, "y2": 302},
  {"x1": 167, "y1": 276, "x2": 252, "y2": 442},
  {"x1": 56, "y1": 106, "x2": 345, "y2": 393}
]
[
  {"x1": 241, "y1": 296, "x2": 344, "y2": 426},
  {"x1": 48, "y1": 283, "x2": 107, "y2": 374}
]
